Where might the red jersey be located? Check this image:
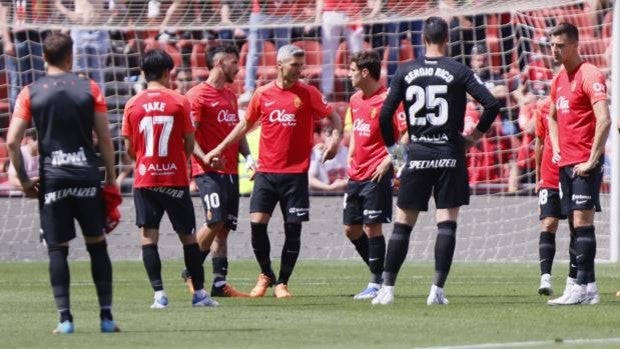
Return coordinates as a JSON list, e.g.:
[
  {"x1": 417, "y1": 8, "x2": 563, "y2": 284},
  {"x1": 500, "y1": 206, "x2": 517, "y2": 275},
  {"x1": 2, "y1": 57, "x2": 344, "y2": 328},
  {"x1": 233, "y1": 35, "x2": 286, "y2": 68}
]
[
  {"x1": 551, "y1": 62, "x2": 607, "y2": 167},
  {"x1": 246, "y1": 81, "x2": 333, "y2": 173},
  {"x1": 122, "y1": 88, "x2": 194, "y2": 188},
  {"x1": 186, "y1": 83, "x2": 240, "y2": 176},
  {"x1": 463, "y1": 102, "x2": 499, "y2": 184},
  {"x1": 535, "y1": 97, "x2": 559, "y2": 189},
  {"x1": 348, "y1": 87, "x2": 406, "y2": 181},
  {"x1": 516, "y1": 101, "x2": 536, "y2": 171}
]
